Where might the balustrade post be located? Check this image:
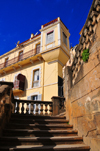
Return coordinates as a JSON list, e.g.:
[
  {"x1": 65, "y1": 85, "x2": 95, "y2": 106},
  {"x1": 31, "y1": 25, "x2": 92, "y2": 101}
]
[
  {"x1": 16, "y1": 102, "x2": 19, "y2": 114},
  {"x1": 45, "y1": 103, "x2": 48, "y2": 115},
  {"x1": 21, "y1": 102, "x2": 24, "y2": 114},
  {"x1": 31, "y1": 102, "x2": 34, "y2": 114},
  {"x1": 26, "y1": 102, "x2": 29, "y2": 114},
  {"x1": 40, "y1": 103, "x2": 43, "y2": 115},
  {"x1": 49, "y1": 103, "x2": 53, "y2": 116},
  {"x1": 35, "y1": 103, "x2": 39, "y2": 115},
  {"x1": 51, "y1": 96, "x2": 65, "y2": 116}
]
